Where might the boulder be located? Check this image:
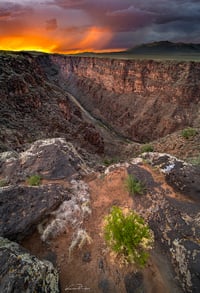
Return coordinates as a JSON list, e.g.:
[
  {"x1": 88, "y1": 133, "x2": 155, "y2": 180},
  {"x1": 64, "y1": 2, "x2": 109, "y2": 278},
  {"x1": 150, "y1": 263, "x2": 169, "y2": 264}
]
[
  {"x1": 0, "y1": 185, "x2": 69, "y2": 241},
  {"x1": 0, "y1": 138, "x2": 91, "y2": 184},
  {"x1": 0, "y1": 237, "x2": 59, "y2": 293}
]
